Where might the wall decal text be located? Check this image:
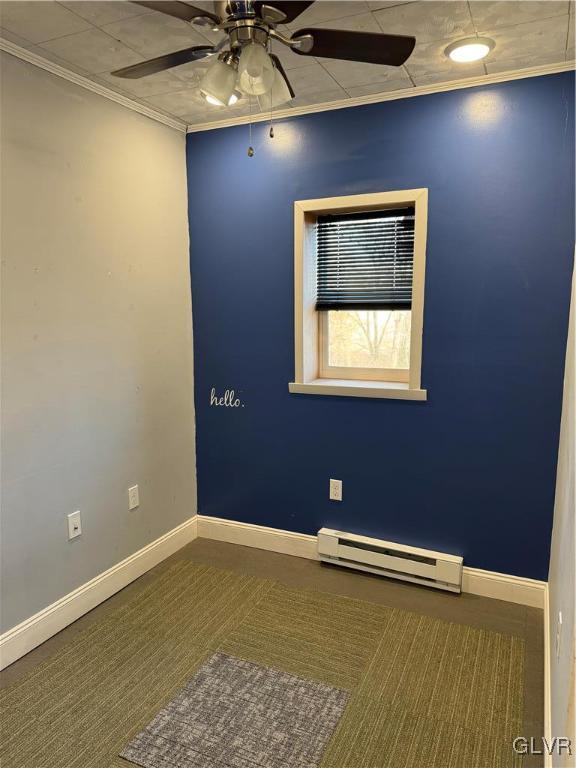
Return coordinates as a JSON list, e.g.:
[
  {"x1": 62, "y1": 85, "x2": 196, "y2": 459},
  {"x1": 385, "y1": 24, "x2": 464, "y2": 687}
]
[{"x1": 210, "y1": 388, "x2": 244, "y2": 408}]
